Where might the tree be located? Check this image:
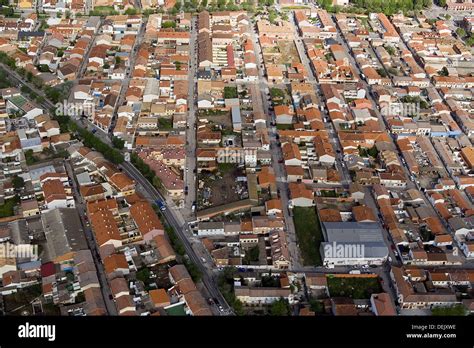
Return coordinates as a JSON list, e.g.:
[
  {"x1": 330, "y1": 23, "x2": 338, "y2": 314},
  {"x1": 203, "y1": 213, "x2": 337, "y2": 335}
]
[
  {"x1": 124, "y1": 8, "x2": 139, "y2": 15},
  {"x1": 438, "y1": 66, "x2": 449, "y2": 76},
  {"x1": 1, "y1": 6, "x2": 14, "y2": 17},
  {"x1": 367, "y1": 145, "x2": 379, "y2": 158},
  {"x1": 248, "y1": 245, "x2": 259, "y2": 262},
  {"x1": 376, "y1": 68, "x2": 387, "y2": 78},
  {"x1": 24, "y1": 149, "x2": 37, "y2": 165},
  {"x1": 162, "y1": 21, "x2": 177, "y2": 28},
  {"x1": 12, "y1": 175, "x2": 24, "y2": 190},
  {"x1": 184, "y1": 258, "x2": 202, "y2": 283},
  {"x1": 456, "y1": 27, "x2": 466, "y2": 38},
  {"x1": 269, "y1": 298, "x2": 290, "y2": 316},
  {"x1": 438, "y1": 0, "x2": 446, "y2": 6},
  {"x1": 112, "y1": 136, "x2": 125, "y2": 149},
  {"x1": 152, "y1": 176, "x2": 162, "y2": 190},
  {"x1": 466, "y1": 36, "x2": 474, "y2": 47},
  {"x1": 38, "y1": 64, "x2": 50, "y2": 73},
  {"x1": 385, "y1": 45, "x2": 395, "y2": 56}
]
